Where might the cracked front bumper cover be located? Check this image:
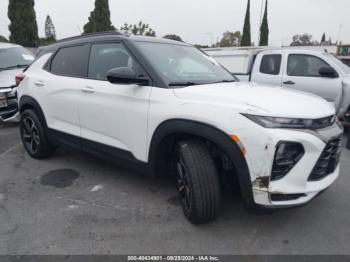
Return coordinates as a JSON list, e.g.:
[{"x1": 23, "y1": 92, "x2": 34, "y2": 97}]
[{"x1": 249, "y1": 121, "x2": 343, "y2": 208}]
